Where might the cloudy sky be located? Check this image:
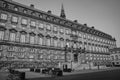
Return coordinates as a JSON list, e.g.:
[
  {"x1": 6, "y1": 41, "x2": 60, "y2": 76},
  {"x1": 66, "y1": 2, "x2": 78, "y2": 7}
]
[{"x1": 13, "y1": 0, "x2": 120, "y2": 47}]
